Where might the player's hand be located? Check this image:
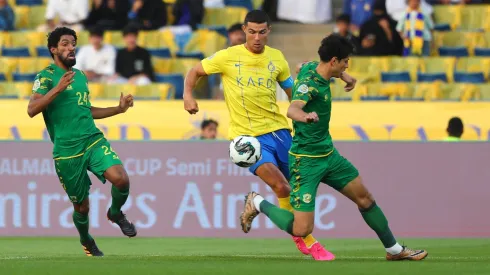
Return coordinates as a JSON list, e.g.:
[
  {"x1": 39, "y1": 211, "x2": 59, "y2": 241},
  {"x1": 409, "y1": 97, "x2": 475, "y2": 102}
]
[
  {"x1": 118, "y1": 92, "x2": 134, "y2": 113},
  {"x1": 56, "y1": 71, "x2": 75, "y2": 93},
  {"x1": 305, "y1": 112, "x2": 319, "y2": 123},
  {"x1": 184, "y1": 96, "x2": 199, "y2": 115},
  {"x1": 341, "y1": 72, "x2": 357, "y2": 92}
]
